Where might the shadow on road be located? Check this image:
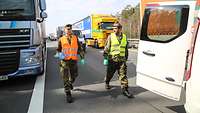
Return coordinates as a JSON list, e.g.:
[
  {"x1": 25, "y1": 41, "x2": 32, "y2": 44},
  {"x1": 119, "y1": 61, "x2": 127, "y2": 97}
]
[
  {"x1": 166, "y1": 105, "x2": 186, "y2": 113},
  {"x1": 73, "y1": 86, "x2": 147, "y2": 100}
]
